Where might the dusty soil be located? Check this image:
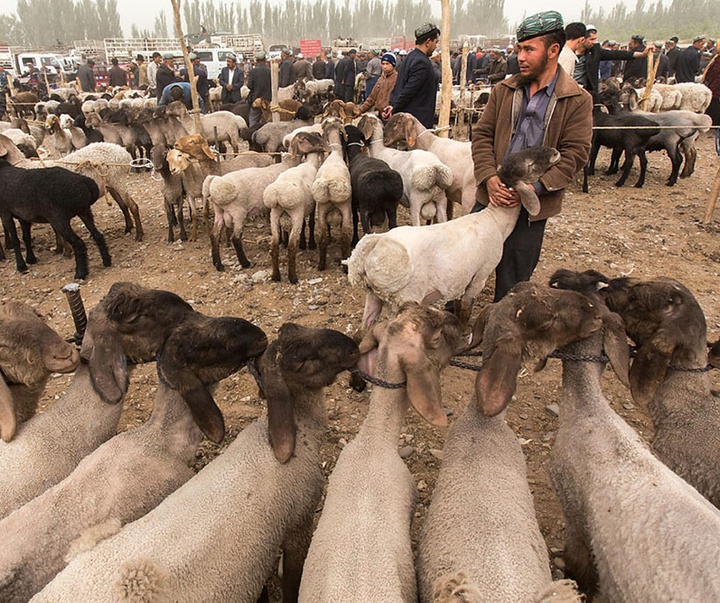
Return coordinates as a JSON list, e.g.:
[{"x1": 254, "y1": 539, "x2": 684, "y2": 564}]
[{"x1": 3, "y1": 132, "x2": 719, "y2": 592}]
